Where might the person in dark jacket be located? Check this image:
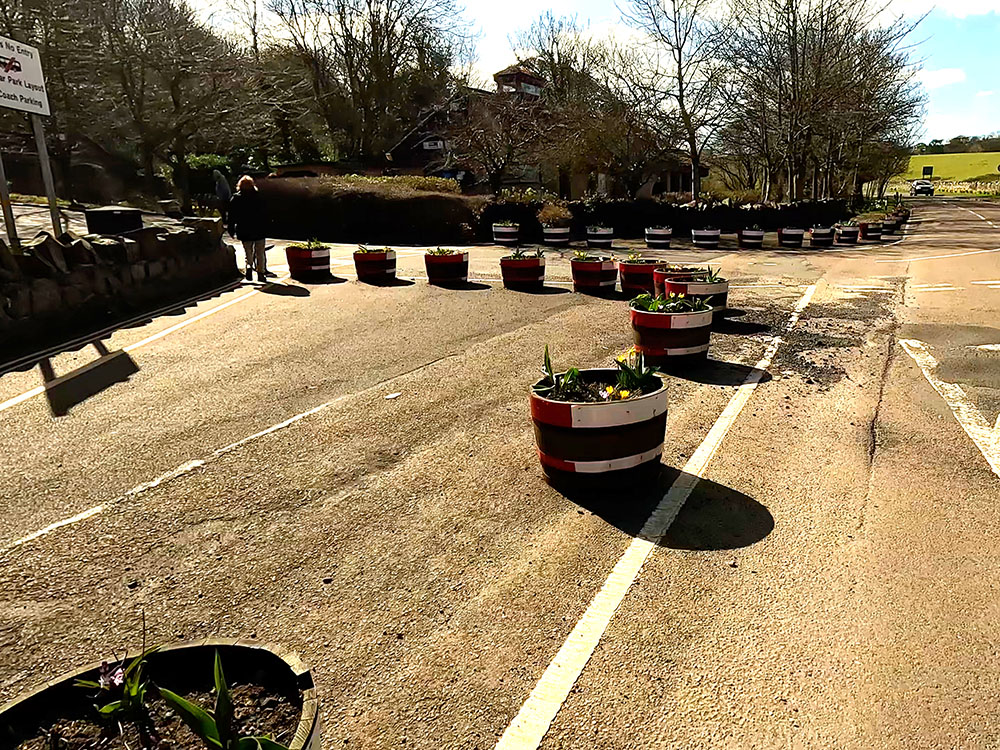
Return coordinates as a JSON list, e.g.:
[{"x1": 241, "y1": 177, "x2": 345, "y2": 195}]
[
  {"x1": 213, "y1": 169, "x2": 232, "y2": 223},
  {"x1": 228, "y1": 175, "x2": 268, "y2": 282}
]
